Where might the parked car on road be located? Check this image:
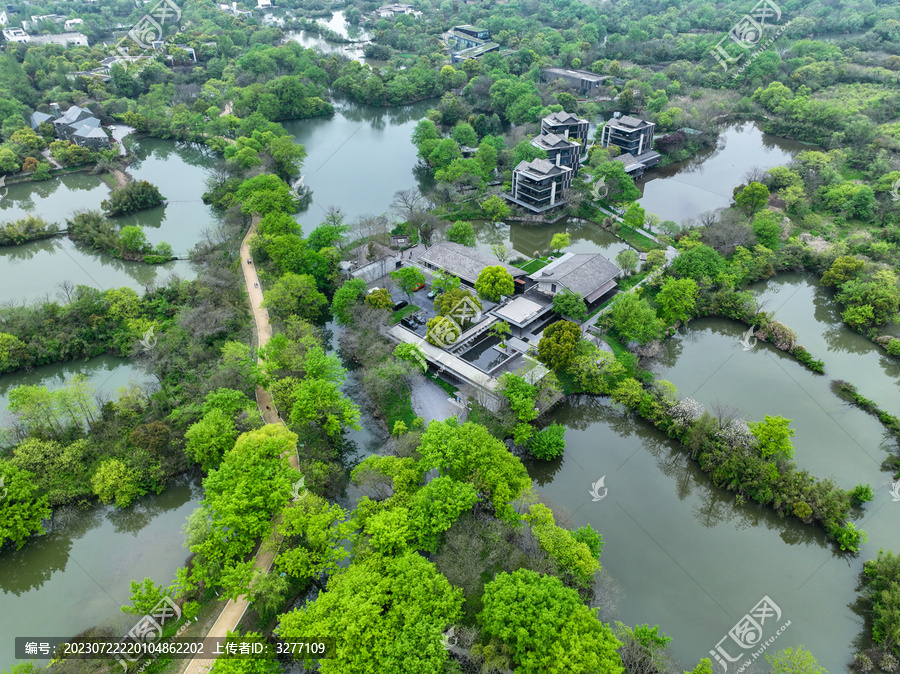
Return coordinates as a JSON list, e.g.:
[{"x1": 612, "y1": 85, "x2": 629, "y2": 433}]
[
  {"x1": 393, "y1": 300, "x2": 408, "y2": 311},
  {"x1": 413, "y1": 283, "x2": 425, "y2": 292}
]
